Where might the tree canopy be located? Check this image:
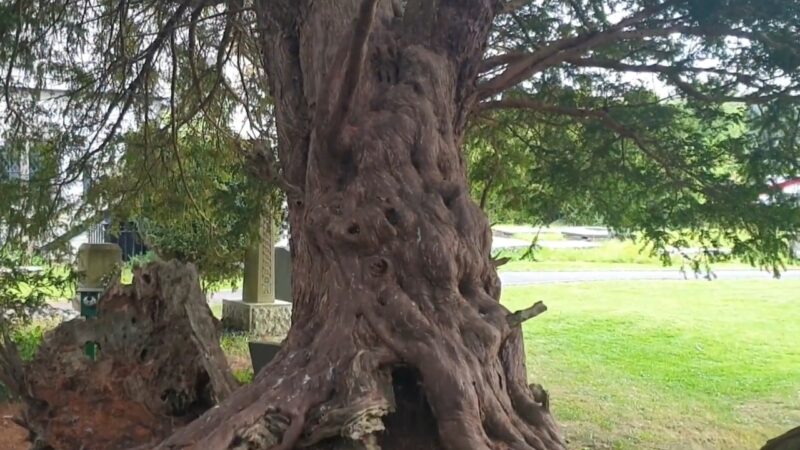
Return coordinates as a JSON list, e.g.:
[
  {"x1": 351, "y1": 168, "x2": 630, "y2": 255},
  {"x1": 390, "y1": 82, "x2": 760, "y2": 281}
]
[{"x1": 0, "y1": 0, "x2": 798, "y2": 270}]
